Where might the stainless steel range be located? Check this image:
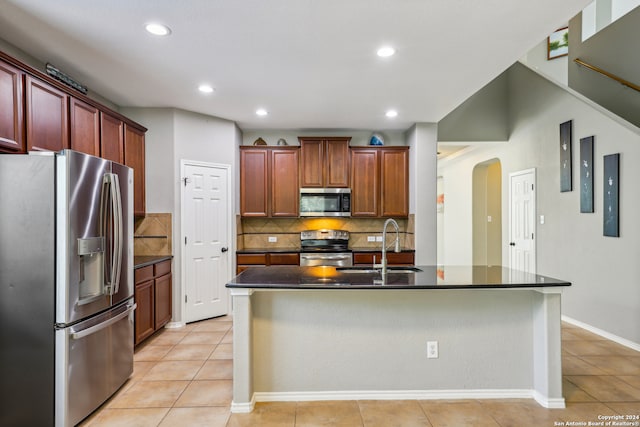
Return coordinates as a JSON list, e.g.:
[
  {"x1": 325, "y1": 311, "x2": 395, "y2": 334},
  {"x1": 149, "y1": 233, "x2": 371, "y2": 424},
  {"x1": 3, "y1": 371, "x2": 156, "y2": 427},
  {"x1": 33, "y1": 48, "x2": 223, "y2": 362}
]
[{"x1": 299, "y1": 229, "x2": 353, "y2": 267}]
